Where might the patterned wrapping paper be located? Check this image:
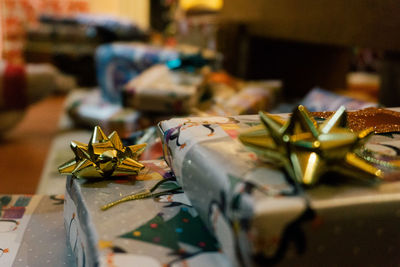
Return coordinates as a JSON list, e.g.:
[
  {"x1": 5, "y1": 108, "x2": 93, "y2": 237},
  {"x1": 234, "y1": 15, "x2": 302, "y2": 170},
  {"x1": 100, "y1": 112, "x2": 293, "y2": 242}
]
[
  {"x1": 0, "y1": 194, "x2": 74, "y2": 267},
  {"x1": 159, "y1": 114, "x2": 400, "y2": 266},
  {"x1": 123, "y1": 64, "x2": 204, "y2": 114},
  {"x1": 64, "y1": 159, "x2": 230, "y2": 267}
]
